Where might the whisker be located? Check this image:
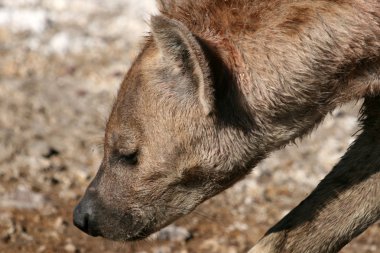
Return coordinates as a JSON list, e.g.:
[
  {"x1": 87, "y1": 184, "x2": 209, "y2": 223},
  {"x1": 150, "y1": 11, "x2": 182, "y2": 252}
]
[
  {"x1": 164, "y1": 205, "x2": 223, "y2": 226},
  {"x1": 192, "y1": 209, "x2": 222, "y2": 225}
]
